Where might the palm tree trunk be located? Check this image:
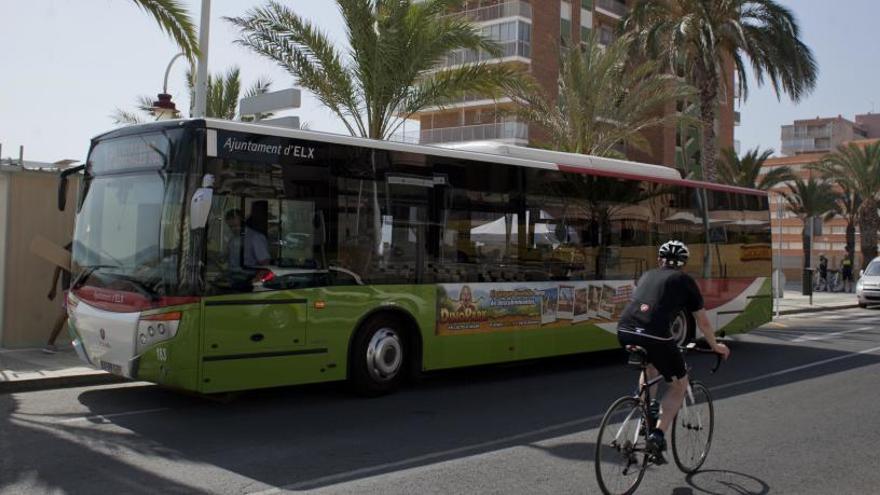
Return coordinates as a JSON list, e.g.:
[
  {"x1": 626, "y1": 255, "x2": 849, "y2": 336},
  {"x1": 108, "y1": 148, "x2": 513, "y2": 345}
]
[
  {"x1": 859, "y1": 199, "x2": 879, "y2": 270},
  {"x1": 846, "y1": 220, "x2": 856, "y2": 266},
  {"x1": 698, "y1": 75, "x2": 719, "y2": 183}
]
